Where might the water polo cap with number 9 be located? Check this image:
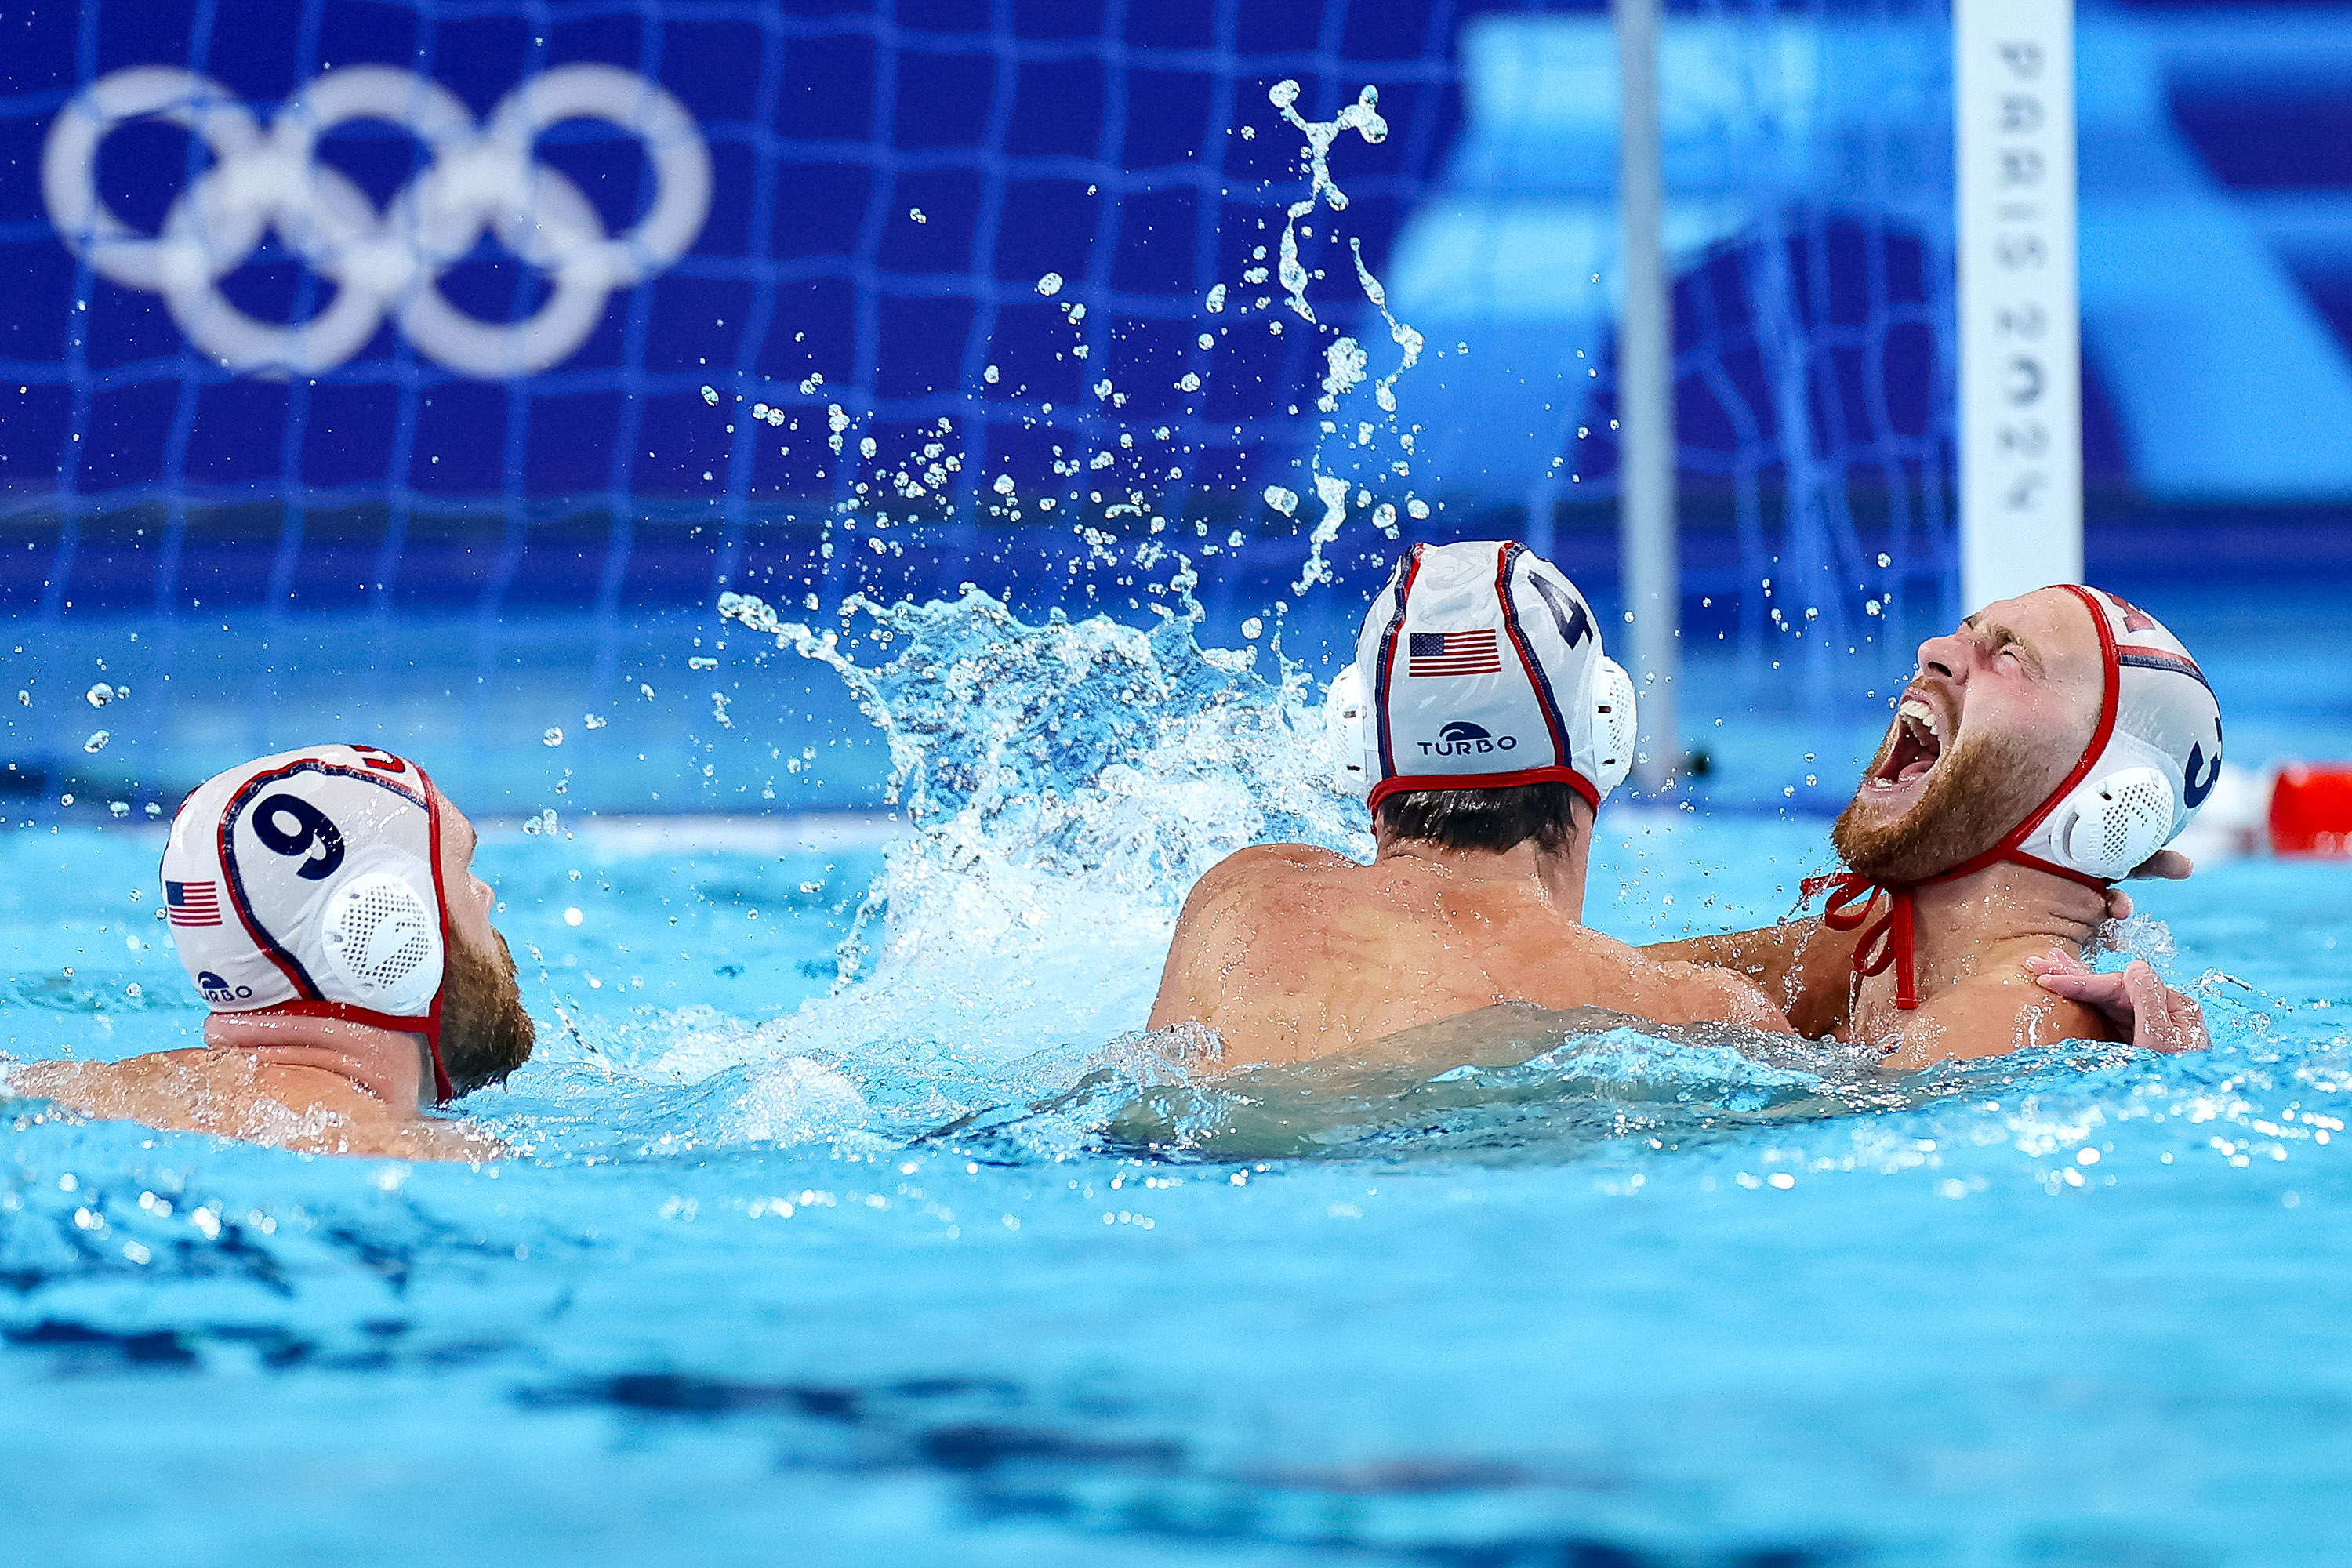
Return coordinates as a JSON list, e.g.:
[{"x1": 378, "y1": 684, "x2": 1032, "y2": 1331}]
[{"x1": 160, "y1": 744, "x2": 456, "y2": 1103}]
